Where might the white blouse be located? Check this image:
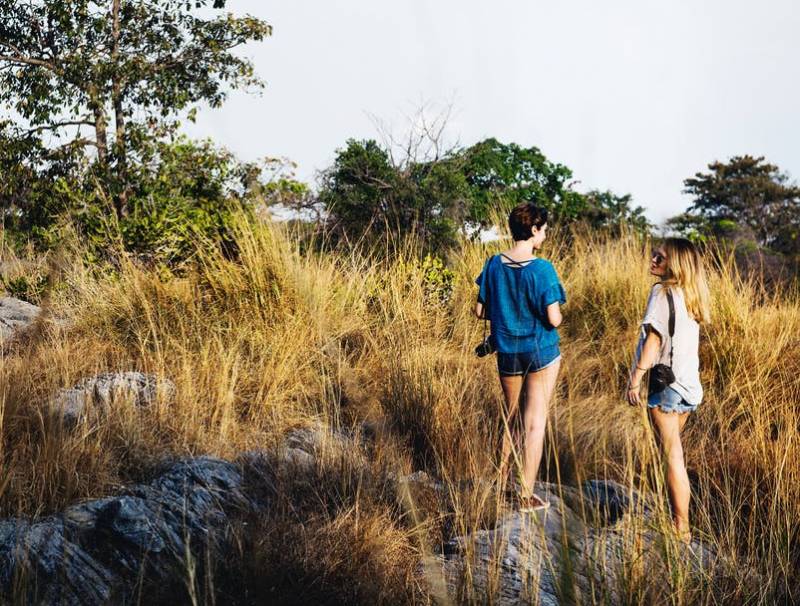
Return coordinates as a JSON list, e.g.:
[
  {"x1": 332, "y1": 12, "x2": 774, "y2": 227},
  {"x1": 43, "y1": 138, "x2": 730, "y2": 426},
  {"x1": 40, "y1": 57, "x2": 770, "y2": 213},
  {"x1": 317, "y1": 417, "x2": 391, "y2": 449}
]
[{"x1": 635, "y1": 283, "x2": 703, "y2": 405}]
